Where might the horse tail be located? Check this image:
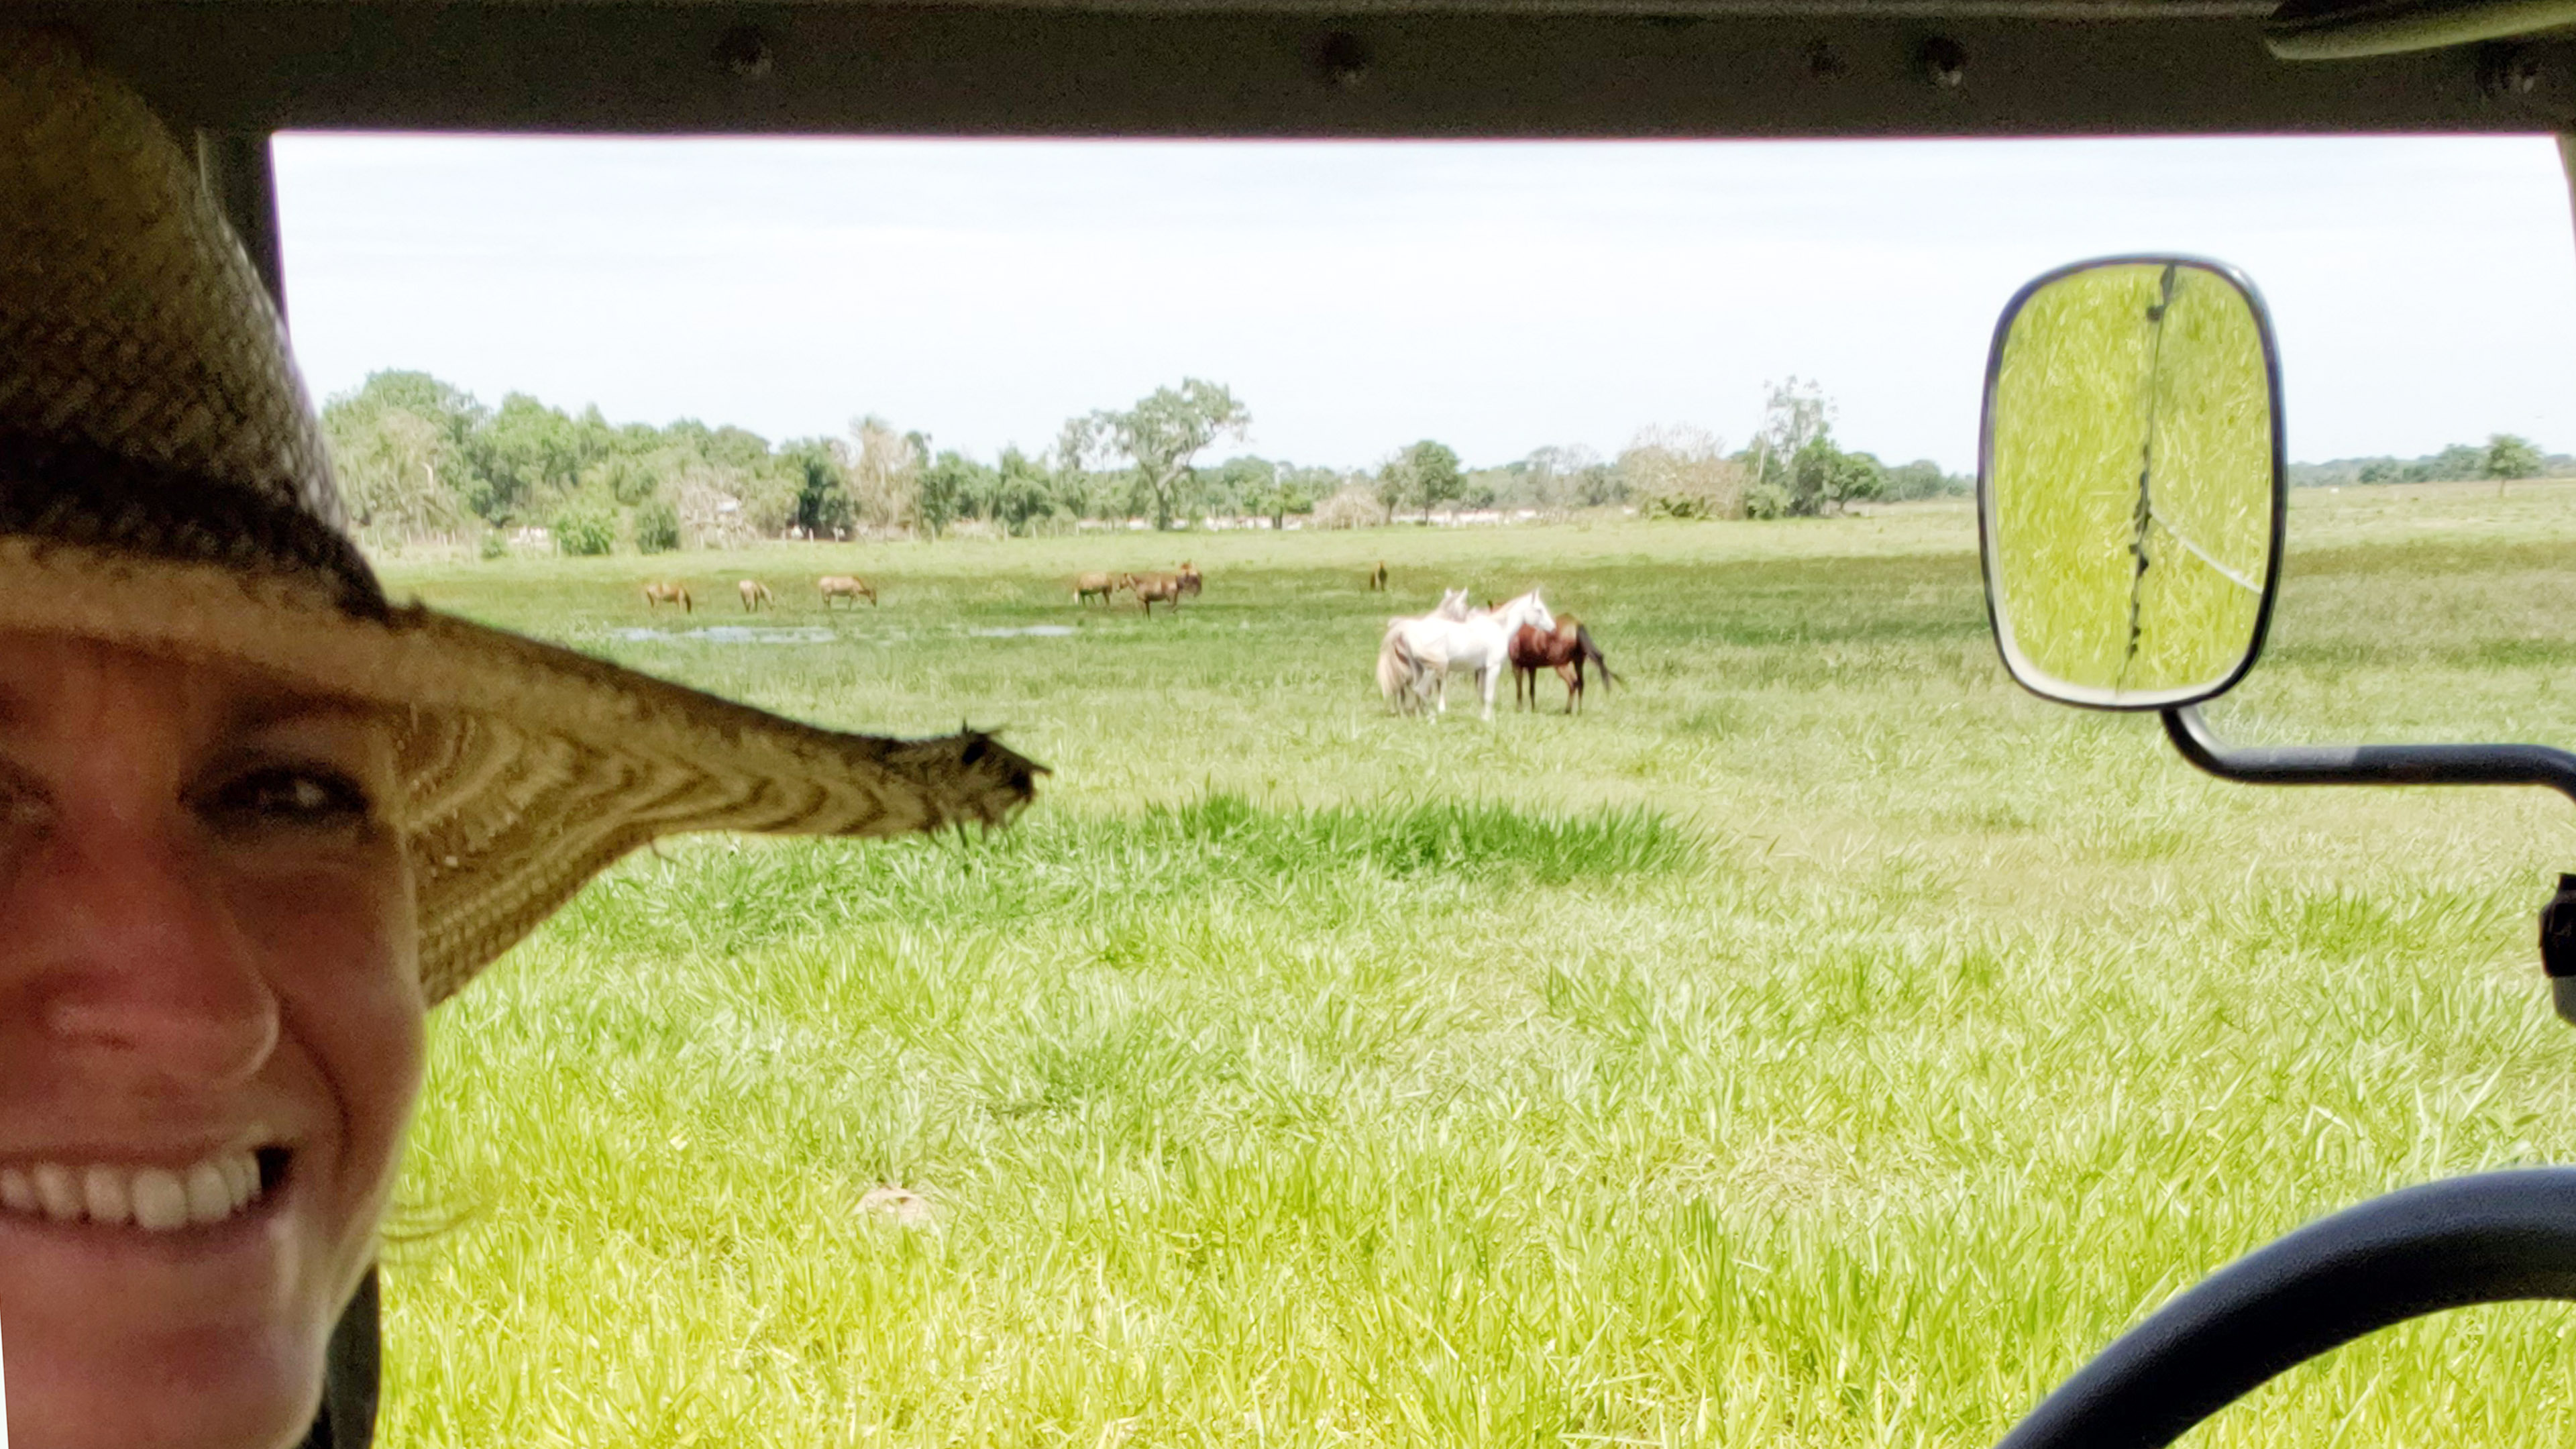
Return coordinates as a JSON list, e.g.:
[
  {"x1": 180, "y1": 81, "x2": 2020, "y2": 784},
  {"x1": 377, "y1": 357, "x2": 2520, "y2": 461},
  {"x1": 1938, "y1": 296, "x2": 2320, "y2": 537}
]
[
  {"x1": 1377, "y1": 627, "x2": 1409, "y2": 710},
  {"x1": 1578, "y1": 623, "x2": 1616, "y2": 690}
]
